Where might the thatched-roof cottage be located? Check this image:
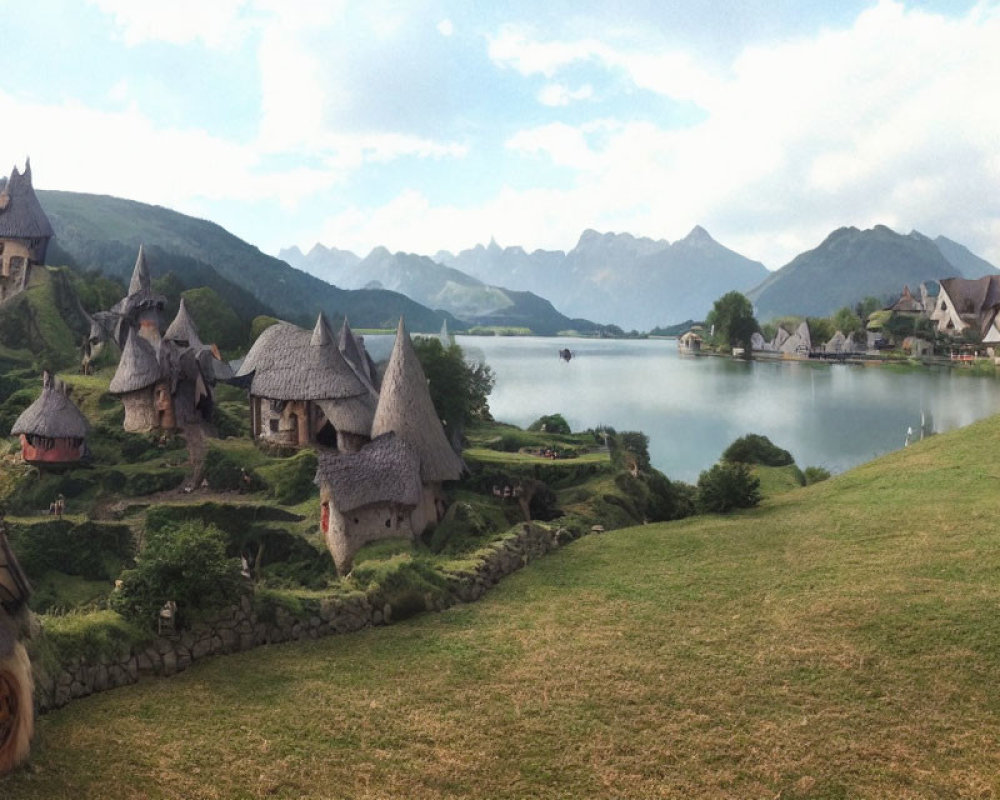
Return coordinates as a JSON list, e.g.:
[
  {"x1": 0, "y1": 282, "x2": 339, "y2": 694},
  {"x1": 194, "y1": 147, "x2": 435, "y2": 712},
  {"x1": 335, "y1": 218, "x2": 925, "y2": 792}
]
[
  {"x1": 236, "y1": 314, "x2": 375, "y2": 449},
  {"x1": 315, "y1": 432, "x2": 423, "y2": 573},
  {"x1": 0, "y1": 159, "x2": 52, "y2": 305},
  {"x1": 931, "y1": 275, "x2": 1000, "y2": 340},
  {"x1": 109, "y1": 297, "x2": 230, "y2": 432},
  {"x1": 10, "y1": 372, "x2": 89, "y2": 464},
  {"x1": 307, "y1": 318, "x2": 464, "y2": 572},
  {"x1": 678, "y1": 331, "x2": 702, "y2": 352}
]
